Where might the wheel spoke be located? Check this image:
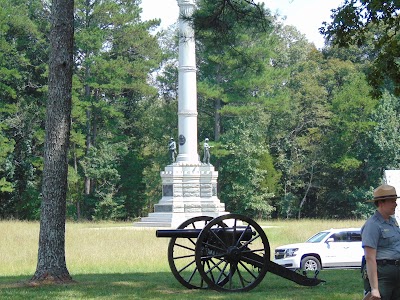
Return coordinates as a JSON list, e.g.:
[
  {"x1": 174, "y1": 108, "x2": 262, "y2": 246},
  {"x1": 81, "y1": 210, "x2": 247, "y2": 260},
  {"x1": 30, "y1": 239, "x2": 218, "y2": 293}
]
[
  {"x1": 204, "y1": 257, "x2": 226, "y2": 275},
  {"x1": 208, "y1": 226, "x2": 229, "y2": 250},
  {"x1": 205, "y1": 259, "x2": 218, "y2": 283},
  {"x1": 177, "y1": 258, "x2": 196, "y2": 273},
  {"x1": 239, "y1": 232, "x2": 261, "y2": 250},
  {"x1": 238, "y1": 260, "x2": 259, "y2": 279},
  {"x1": 215, "y1": 260, "x2": 230, "y2": 283},
  {"x1": 235, "y1": 224, "x2": 251, "y2": 247},
  {"x1": 186, "y1": 266, "x2": 198, "y2": 283},
  {"x1": 173, "y1": 253, "x2": 195, "y2": 260},
  {"x1": 236, "y1": 266, "x2": 246, "y2": 287}
]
